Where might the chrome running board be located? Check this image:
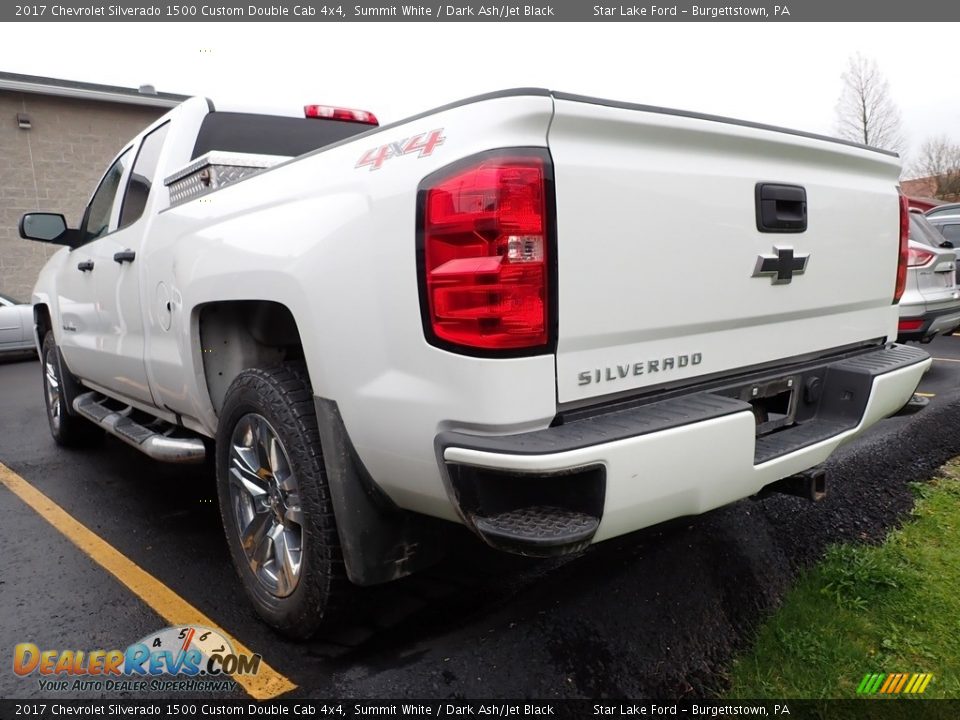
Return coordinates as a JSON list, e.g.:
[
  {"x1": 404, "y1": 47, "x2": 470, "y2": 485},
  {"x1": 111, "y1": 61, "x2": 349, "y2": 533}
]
[{"x1": 73, "y1": 392, "x2": 206, "y2": 464}]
